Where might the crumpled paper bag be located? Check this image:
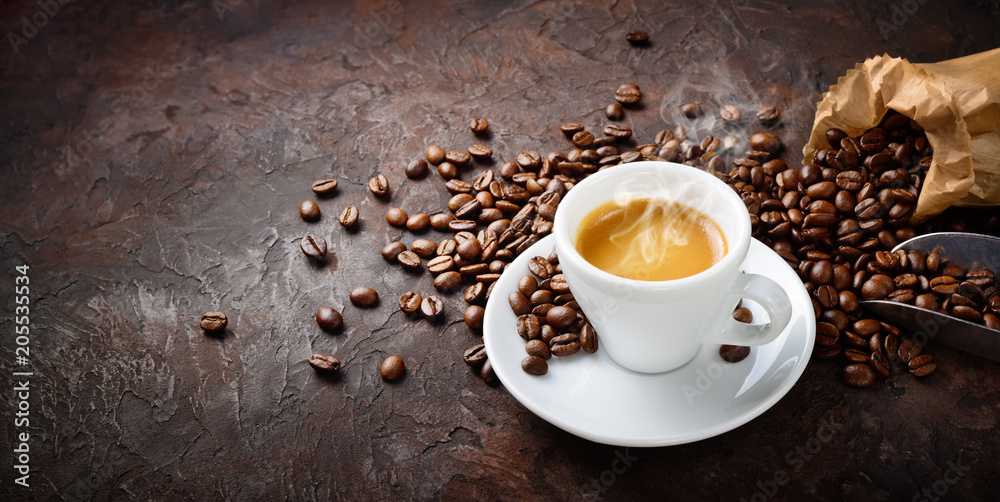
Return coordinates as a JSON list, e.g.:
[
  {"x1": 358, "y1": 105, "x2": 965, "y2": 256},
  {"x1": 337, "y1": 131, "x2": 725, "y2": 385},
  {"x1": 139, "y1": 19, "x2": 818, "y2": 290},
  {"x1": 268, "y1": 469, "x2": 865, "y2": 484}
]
[{"x1": 803, "y1": 48, "x2": 1000, "y2": 223}]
